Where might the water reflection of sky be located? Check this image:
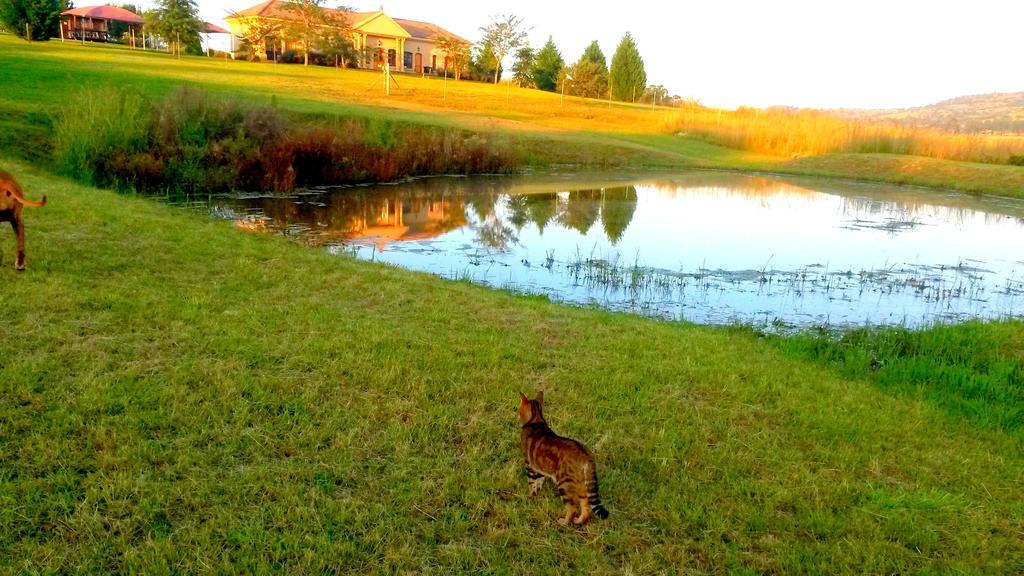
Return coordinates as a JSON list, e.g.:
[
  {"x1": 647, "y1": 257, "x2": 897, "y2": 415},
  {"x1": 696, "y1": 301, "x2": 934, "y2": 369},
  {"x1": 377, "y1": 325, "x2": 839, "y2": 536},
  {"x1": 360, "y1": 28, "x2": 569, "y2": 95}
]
[{"x1": 211, "y1": 172, "x2": 1024, "y2": 329}]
